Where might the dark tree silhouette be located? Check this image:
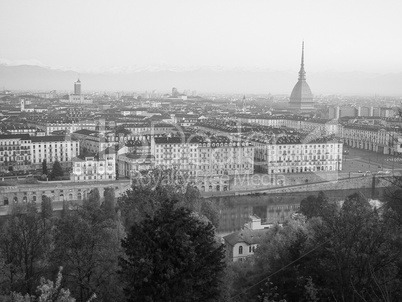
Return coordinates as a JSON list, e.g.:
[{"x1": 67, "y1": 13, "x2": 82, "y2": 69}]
[
  {"x1": 119, "y1": 199, "x2": 225, "y2": 302},
  {"x1": 85, "y1": 188, "x2": 101, "y2": 209},
  {"x1": 0, "y1": 203, "x2": 53, "y2": 296},
  {"x1": 299, "y1": 191, "x2": 329, "y2": 219},
  {"x1": 52, "y1": 204, "x2": 125, "y2": 302},
  {"x1": 50, "y1": 160, "x2": 63, "y2": 179},
  {"x1": 42, "y1": 159, "x2": 48, "y2": 176},
  {"x1": 118, "y1": 168, "x2": 219, "y2": 231},
  {"x1": 102, "y1": 187, "x2": 116, "y2": 220},
  {"x1": 40, "y1": 196, "x2": 53, "y2": 221}
]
